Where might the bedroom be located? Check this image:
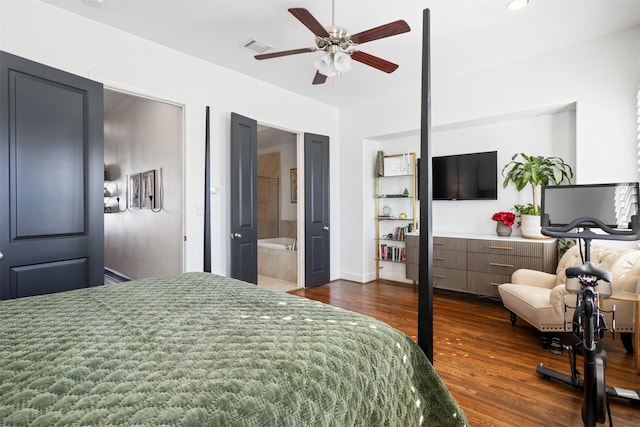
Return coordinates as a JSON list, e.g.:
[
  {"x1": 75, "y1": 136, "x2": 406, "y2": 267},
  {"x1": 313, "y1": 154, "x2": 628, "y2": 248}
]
[
  {"x1": 1, "y1": 1, "x2": 637, "y2": 282},
  {"x1": 1, "y1": 0, "x2": 640, "y2": 425}
]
